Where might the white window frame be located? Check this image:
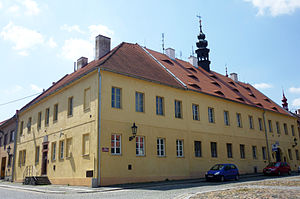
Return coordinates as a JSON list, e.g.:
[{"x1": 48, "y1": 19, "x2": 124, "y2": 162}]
[
  {"x1": 192, "y1": 104, "x2": 199, "y2": 121},
  {"x1": 224, "y1": 111, "x2": 229, "y2": 126},
  {"x1": 237, "y1": 113, "x2": 242, "y2": 127},
  {"x1": 60, "y1": 140, "x2": 64, "y2": 159},
  {"x1": 252, "y1": 145, "x2": 257, "y2": 159},
  {"x1": 157, "y1": 138, "x2": 165, "y2": 157},
  {"x1": 249, "y1": 115, "x2": 254, "y2": 129},
  {"x1": 156, "y1": 96, "x2": 164, "y2": 115},
  {"x1": 112, "y1": 87, "x2": 121, "y2": 109},
  {"x1": 135, "y1": 92, "x2": 144, "y2": 112},
  {"x1": 208, "y1": 107, "x2": 214, "y2": 123},
  {"x1": 175, "y1": 100, "x2": 182, "y2": 118},
  {"x1": 111, "y1": 134, "x2": 121, "y2": 155},
  {"x1": 176, "y1": 139, "x2": 184, "y2": 157},
  {"x1": 136, "y1": 136, "x2": 145, "y2": 156}
]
